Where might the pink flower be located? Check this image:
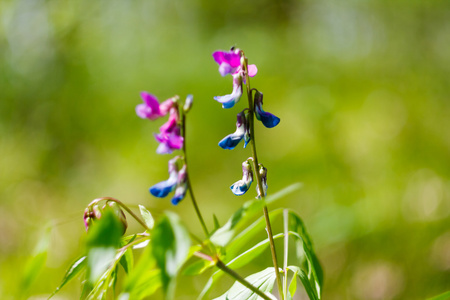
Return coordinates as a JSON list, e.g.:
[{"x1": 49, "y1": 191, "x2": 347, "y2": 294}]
[
  {"x1": 136, "y1": 92, "x2": 175, "y2": 120},
  {"x1": 154, "y1": 107, "x2": 184, "y2": 154}
]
